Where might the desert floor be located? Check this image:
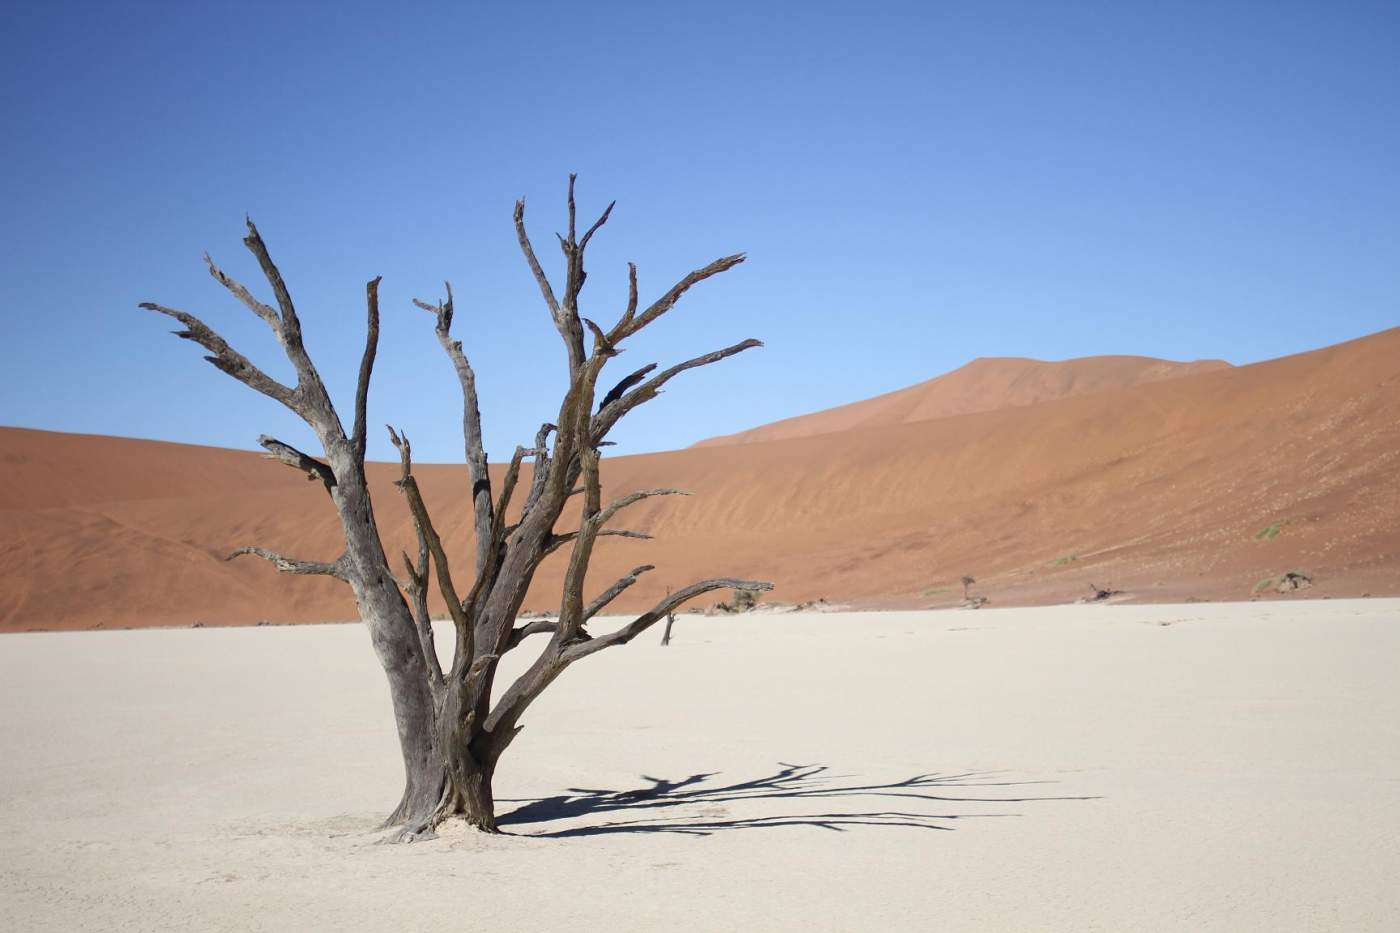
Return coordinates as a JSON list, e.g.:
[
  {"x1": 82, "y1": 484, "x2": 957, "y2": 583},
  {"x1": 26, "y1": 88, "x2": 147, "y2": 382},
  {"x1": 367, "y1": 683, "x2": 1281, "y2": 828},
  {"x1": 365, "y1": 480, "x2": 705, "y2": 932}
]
[{"x1": 3, "y1": 601, "x2": 1398, "y2": 931}]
